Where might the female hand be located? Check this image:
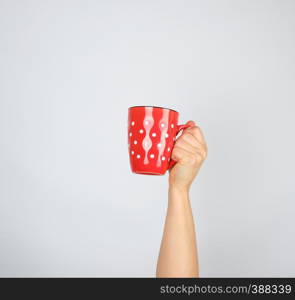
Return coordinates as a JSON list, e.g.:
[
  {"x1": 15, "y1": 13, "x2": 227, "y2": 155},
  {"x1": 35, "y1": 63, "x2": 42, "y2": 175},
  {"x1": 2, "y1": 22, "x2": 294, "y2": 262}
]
[{"x1": 169, "y1": 121, "x2": 208, "y2": 191}]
